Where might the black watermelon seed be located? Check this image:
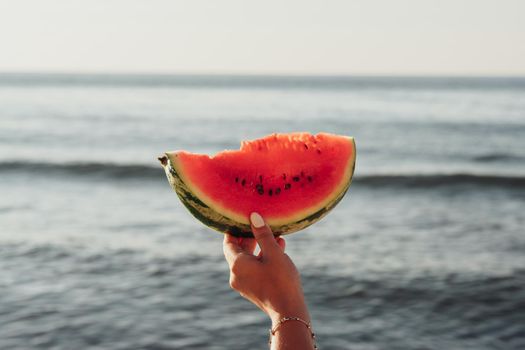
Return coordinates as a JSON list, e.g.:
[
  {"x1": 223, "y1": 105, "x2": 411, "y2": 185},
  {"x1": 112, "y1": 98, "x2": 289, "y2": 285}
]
[
  {"x1": 259, "y1": 175, "x2": 263, "y2": 183},
  {"x1": 284, "y1": 183, "x2": 291, "y2": 190},
  {"x1": 241, "y1": 179, "x2": 246, "y2": 186},
  {"x1": 268, "y1": 189, "x2": 273, "y2": 196},
  {"x1": 275, "y1": 188, "x2": 281, "y2": 195},
  {"x1": 304, "y1": 144, "x2": 308, "y2": 150},
  {"x1": 307, "y1": 176, "x2": 313, "y2": 182},
  {"x1": 317, "y1": 149, "x2": 322, "y2": 155},
  {"x1": 235, "y1": 177, "x2": 239, "y2": 183},
  {"x1": 256, "y1": 184, "x2": 264, "y2": 194},
  {"x1": 292, "y1": 176, "x2": 300, "y2": 182}
]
